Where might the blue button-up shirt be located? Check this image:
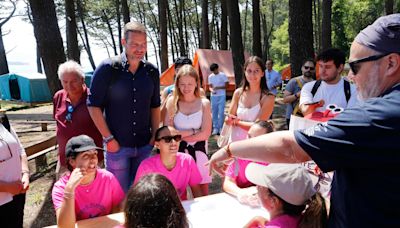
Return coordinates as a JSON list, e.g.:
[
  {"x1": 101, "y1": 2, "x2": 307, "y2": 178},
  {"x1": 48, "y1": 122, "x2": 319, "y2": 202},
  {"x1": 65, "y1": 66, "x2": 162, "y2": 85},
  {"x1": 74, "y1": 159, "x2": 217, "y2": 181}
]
[
  {"x1": 265, "y1": 69, "x2": 282, "y2": 95},
  {"x1": 87, "y1": 52, "x2": 160, "y2": 148}
]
